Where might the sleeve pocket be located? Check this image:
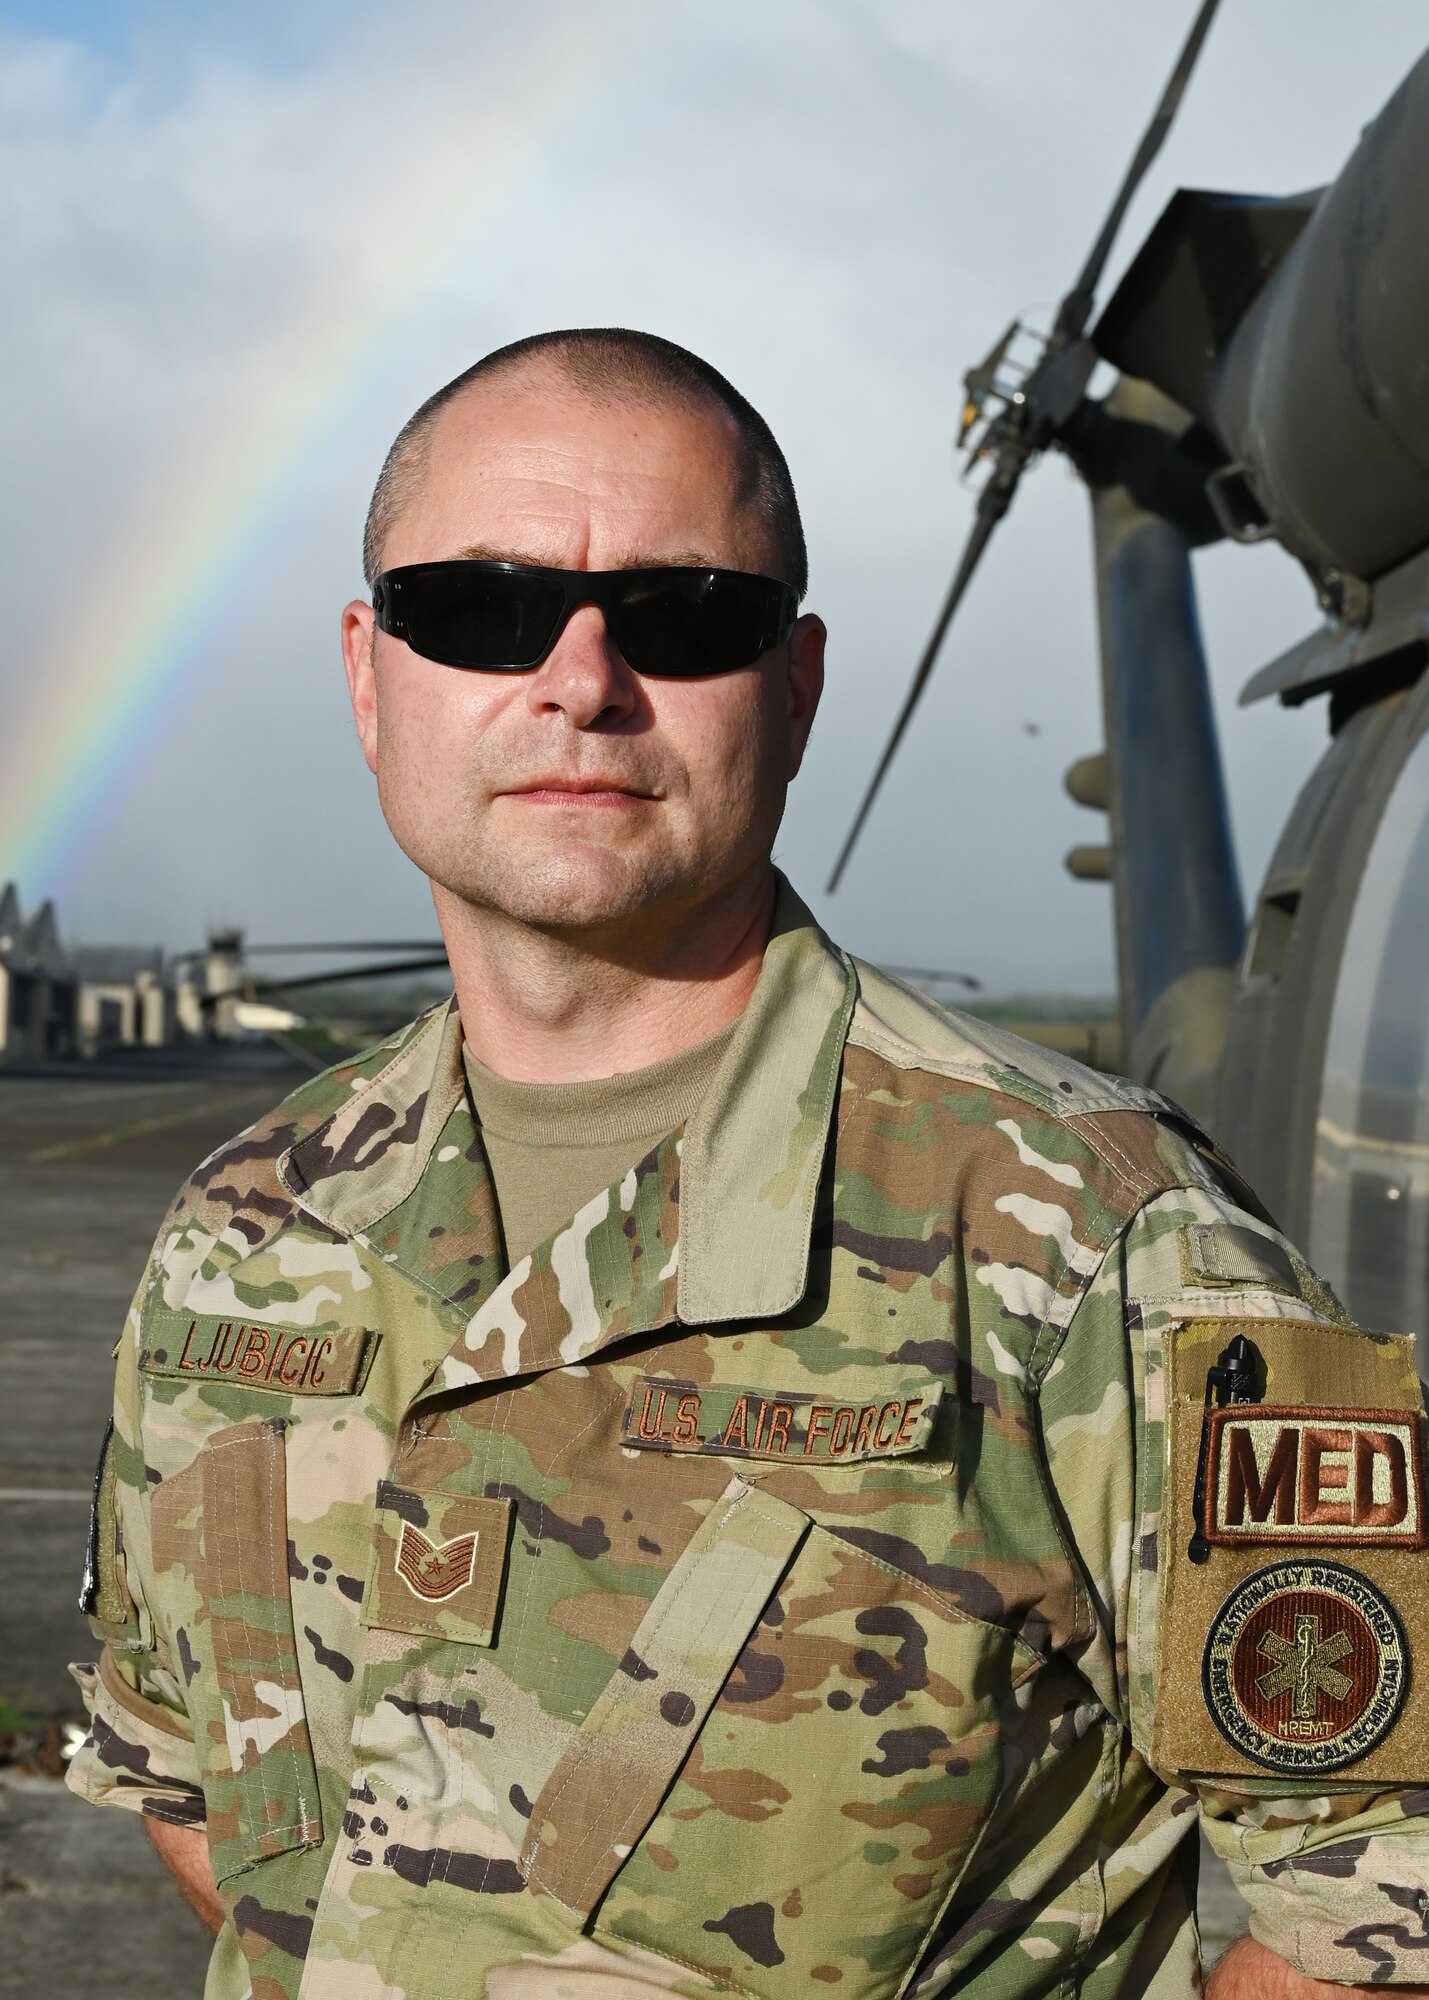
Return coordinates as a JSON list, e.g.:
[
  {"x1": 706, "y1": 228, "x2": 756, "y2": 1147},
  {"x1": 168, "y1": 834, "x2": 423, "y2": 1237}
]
[{"x1": 197, "y1": 1418, "x2": 324, "y2": 1875}]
